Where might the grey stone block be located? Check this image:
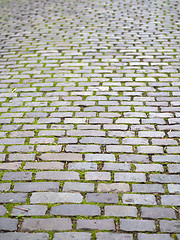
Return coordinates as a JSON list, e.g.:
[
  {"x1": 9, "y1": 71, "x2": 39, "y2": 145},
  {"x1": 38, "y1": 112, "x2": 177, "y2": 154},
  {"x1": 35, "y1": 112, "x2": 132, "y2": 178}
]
[
  {"x1": 122, "y1": 194, "x2": 156, "y2": 205},
  {"x1": 0, "y1": 218, "x2": 18, "y2": 231},
  {"x1": 63, "y1": 182, "x2": 94, "y2": 192},
  {"x1": 0, "y1": 233, "x2": 49, "y2": 240},
  {"x1": 86, "y1": 193, "x2": 118, "y2": 203},
  {"x1": 160, "y1": 220, "x2": 180, "y2": 233},
  {"x1": 105, "y1": 205, "x2": 137, "y2": 217},
  {"x1": 96, "y1": 233, "x2": 133, "y2": 240},
  {"x1": 11, "y1": 205, "x2": 47, "y2": 216},
  {"x1": 53, "y1": 232, "x2": 91, "y2": 240},
  {"x1": 138, "y1": 234, "x2": 173, "y2": 240},
  {"x1": 77, "y1": 219, "x2": 115, "y2": 230},
  {"x1": 97, "y1": 183, "x2": 130, "y2": 193},
  {"x1": 13, "y1": 182, "x2": 59, "y2": 192},
  {"x1": 0, "y1": 193, "x2": 27, "y2": 203},
  {"x1": 51, "y1": 204, "x2": 100, "y2": 216},
  {"x1": 36, "y1": 171, "x2": 79, "y2": 180},
  {"x1": 120, "y1": 219, "x2": 156, "y2": 232},
  {"x1": 21, "y1": 218, "x2": 72, "y2": 231},
  {"x1": 30, "y1": 192, "x2": 83, "y2": 203}
]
